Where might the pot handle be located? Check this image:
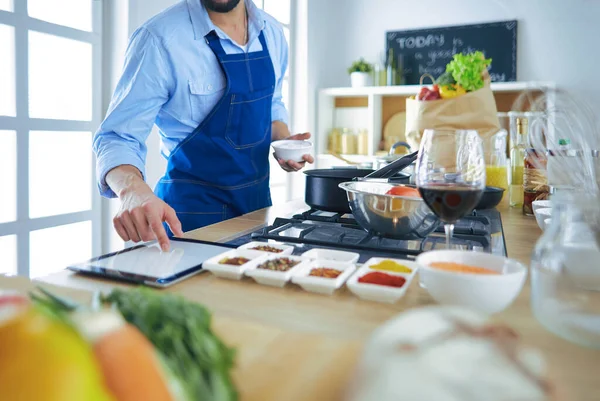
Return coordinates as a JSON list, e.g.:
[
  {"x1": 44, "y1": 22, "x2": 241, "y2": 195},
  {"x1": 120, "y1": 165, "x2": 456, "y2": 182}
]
[{"x1": 363, "y1": 150, "x2": 418, "y2": 180}]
